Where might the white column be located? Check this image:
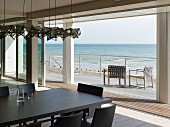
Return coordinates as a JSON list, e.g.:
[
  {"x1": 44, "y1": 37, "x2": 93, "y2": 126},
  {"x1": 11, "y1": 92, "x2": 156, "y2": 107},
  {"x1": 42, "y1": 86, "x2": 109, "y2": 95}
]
[
  {"x1": 26, "y1": 20, "x2": 39, "y2": 89},
  {"x1": 18, "y1": 36, "x2": 24, "y2": 73},
  {"x1": 63, "y1": 22, "x2": 74, "y2": 84},
  {"x1": 41, "y1": 22, "x2": 46, "y2": 87},
  {"x1": 157, "y1": 12, "x2": 170, "y2": 104},
  {"x1": 32, "y1": 34, "x2": 38, "y2": 89}
]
